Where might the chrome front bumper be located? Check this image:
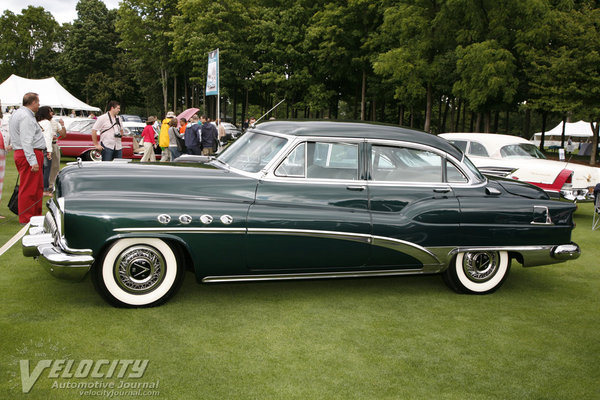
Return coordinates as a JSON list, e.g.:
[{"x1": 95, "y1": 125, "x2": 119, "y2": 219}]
[{"x1": 22, "y1": 214, "x2": 94, "y2": 281}]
